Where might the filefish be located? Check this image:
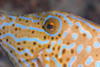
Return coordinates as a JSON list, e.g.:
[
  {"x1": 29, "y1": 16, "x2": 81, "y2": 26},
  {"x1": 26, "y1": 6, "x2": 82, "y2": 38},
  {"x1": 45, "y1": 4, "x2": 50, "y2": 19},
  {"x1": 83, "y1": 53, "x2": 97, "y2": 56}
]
[{"x1": 0, "y1": 11, "x2": 100, "y2": 67}]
